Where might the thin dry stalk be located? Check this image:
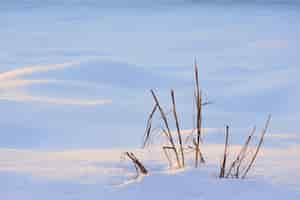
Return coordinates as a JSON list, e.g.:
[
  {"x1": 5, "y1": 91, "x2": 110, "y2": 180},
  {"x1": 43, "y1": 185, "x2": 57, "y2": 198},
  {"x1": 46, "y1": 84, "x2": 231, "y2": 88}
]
[
  {"x1": 241, "y1": 115, "x2": 271, "y2": 179},
  {"x1": 142, "y1": 104, "x2": 158, "y2": 148},
  {"x1": 125, "y1": 152, "x2": 148, "y2": 175},
  {"x1": 199, "y1": 150, "x2": 205, "y2": 163},
  {"x1": 220, "y1": 125, "x2": 229, "y2": 178},
  {"x1": 163, "y1": 146, "x2": 176, "y2": 168},
  {"x1": 184, "y1": 128, "x2": 196, "y2": 144},
  {"x1": 194, "y1": 59, "x2": 205, "y2": 167},
  {"x1": 150, "y1": 89, "x2": 181, "y2": 168},
  {"x1": 225, "y1": 126, "x2": 256, "y2": 178},
  {"x1": 161, "y1": 128, "x2": 179, "y2": 164},
  {"x1": 235, "y1": 127, "x2": 256, "y2": 178},
  {"x1": 171, "y1": 89, "x2": 185, "y2": 167},
  {"x1": 161, "y1": 128, "x2": 170, "y2": 138}
]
